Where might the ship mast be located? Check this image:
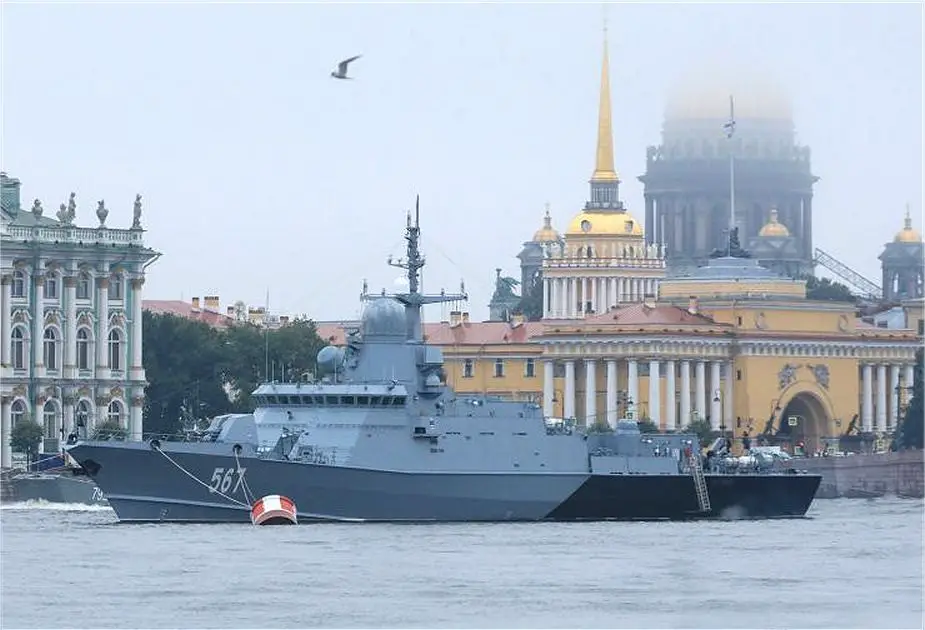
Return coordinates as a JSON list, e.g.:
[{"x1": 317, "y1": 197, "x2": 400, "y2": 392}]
[{"x1": 367, "y1": 195, "x2": 467, "y2": 342}]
